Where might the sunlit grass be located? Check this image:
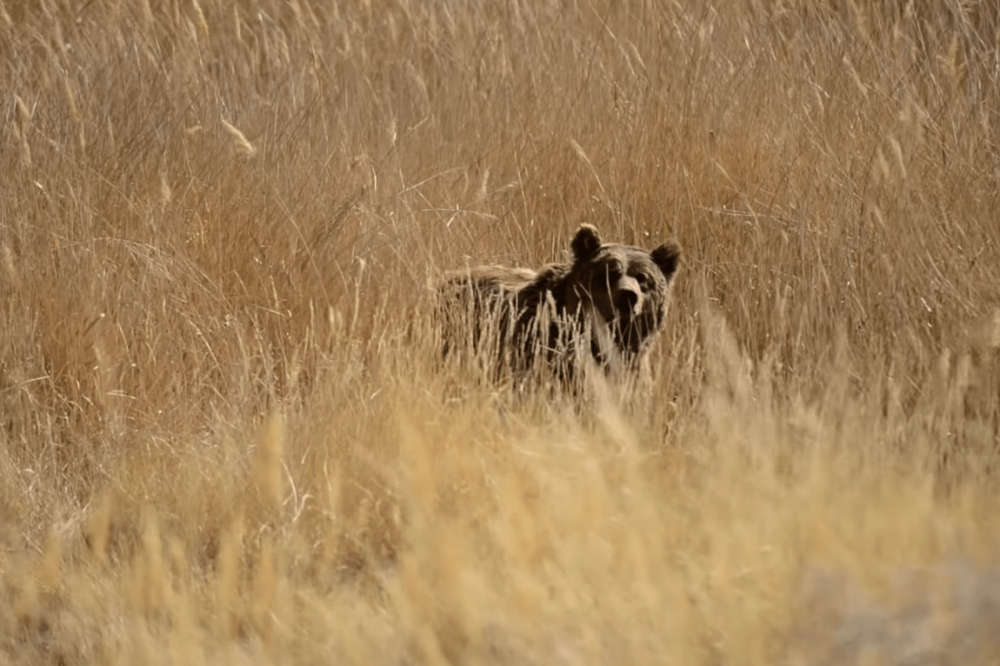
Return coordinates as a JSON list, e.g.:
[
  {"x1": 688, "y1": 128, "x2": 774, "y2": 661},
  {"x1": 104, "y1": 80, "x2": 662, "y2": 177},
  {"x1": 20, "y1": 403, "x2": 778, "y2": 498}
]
[{"x1": 1, "y1": 1, "x2": 999, "y2": 663}]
